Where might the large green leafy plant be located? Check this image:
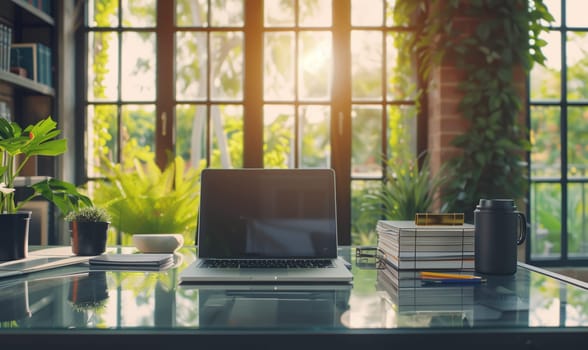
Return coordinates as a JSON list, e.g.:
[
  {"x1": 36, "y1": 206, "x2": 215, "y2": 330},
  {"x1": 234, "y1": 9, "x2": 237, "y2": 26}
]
[
  {"x1": 0, "y1": 116, "x2": 91, "y2": 214},
  {"x1": 395, "y1": 0, "x2": 553, "y2": 219},
  {"x1": 92, "y1": 155, "x2": 201, "y2": 245}
]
